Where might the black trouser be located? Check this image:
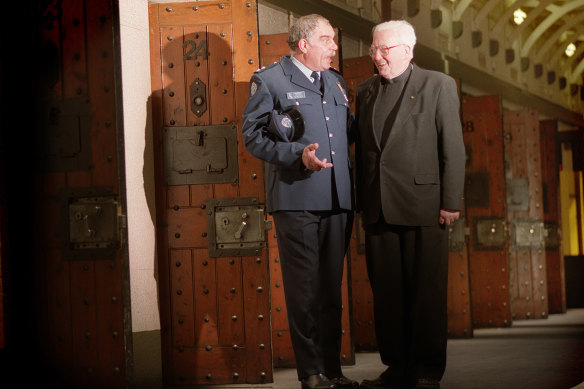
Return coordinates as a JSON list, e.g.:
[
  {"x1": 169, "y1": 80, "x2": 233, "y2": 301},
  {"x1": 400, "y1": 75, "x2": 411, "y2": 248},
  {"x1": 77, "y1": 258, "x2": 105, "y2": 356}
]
[
  {"x1": 272, "y1": 210, "x2": 349, "y2": 381},
  {"x1": 365, "y1": 219, "x2": 448, "y2": 382}
]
